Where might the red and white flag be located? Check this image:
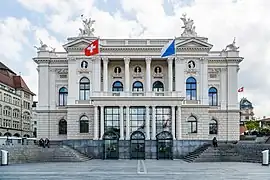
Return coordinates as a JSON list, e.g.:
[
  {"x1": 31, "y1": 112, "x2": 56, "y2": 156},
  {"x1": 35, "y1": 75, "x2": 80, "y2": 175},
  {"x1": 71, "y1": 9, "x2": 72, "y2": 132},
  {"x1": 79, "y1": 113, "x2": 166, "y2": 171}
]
[
  {"x1": 84, "y1": 39, "x2": 99, "y2": 56},
  {"x1": 238, "y1": 87, "x2": 244, "y2": 92}
]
